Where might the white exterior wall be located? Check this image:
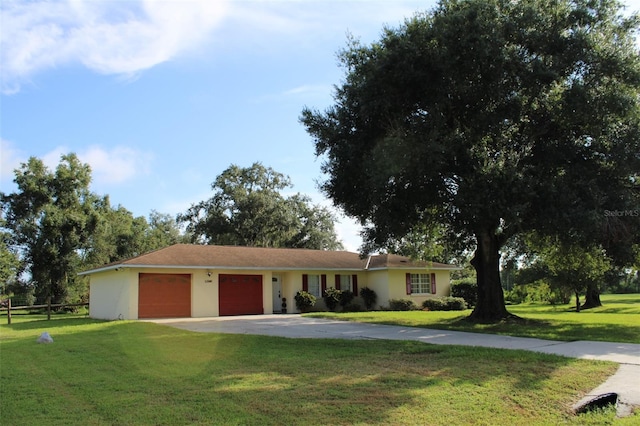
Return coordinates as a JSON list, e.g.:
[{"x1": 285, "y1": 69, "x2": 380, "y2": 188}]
[
  {"x1": 386, "y1": 269, "x2": 452, "y2": 307},
  {"x1": 88, "y1": 266, "x2": 454, "y2": 319},
  {"x1": 366, "y1": 269, "x2": 452, "y2": 309},
  {"x1": 89, "y1": 269, "x2": 137, "y2": 320},
  {"x1": 192, "y1": 269, "x2": 217, "y2": 317},
  {"x1": 433, "y1": 271, "x2": 451, "y2": 297},
  {"x1": 279, "y1": 270, "x2": 366, "y2": 312},
  {"x1": 363, "y1": 270, "x2": 390, "y2": 309}
]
